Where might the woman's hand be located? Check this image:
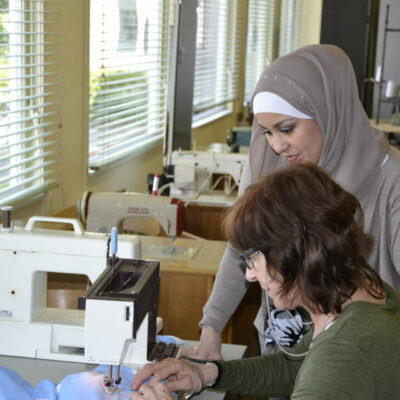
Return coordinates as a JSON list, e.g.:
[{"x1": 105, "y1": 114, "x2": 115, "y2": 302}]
[
  {"x1": 180, "y1": 326, "x2": 223, "y2": 360},
  {"x1": 131, "y1": 358, "x2": 218, "y2": 394},
  {"x1": 130, "y1": 381, "x2": 174, "y2": 400}
]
